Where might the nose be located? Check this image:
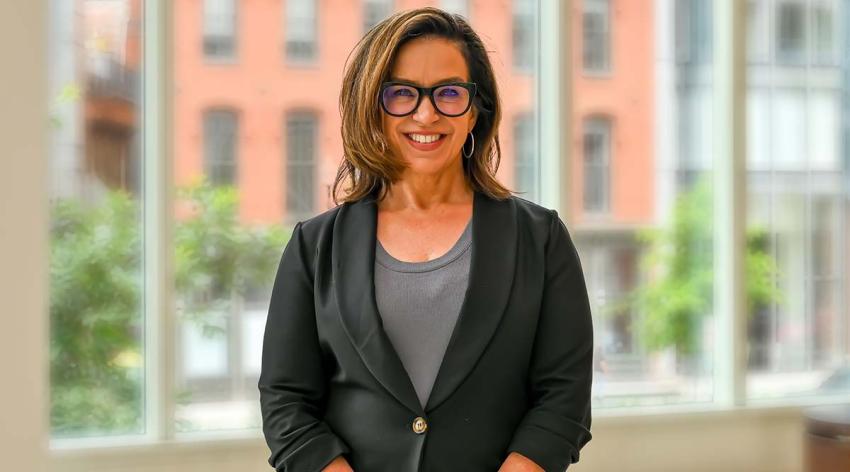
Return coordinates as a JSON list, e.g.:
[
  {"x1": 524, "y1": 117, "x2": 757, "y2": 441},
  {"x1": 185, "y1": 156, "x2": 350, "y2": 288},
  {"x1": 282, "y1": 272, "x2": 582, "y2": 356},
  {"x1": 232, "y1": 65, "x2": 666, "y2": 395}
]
[{"x1": 412, "y1": 95, "x2": 439, "y2": 125}]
